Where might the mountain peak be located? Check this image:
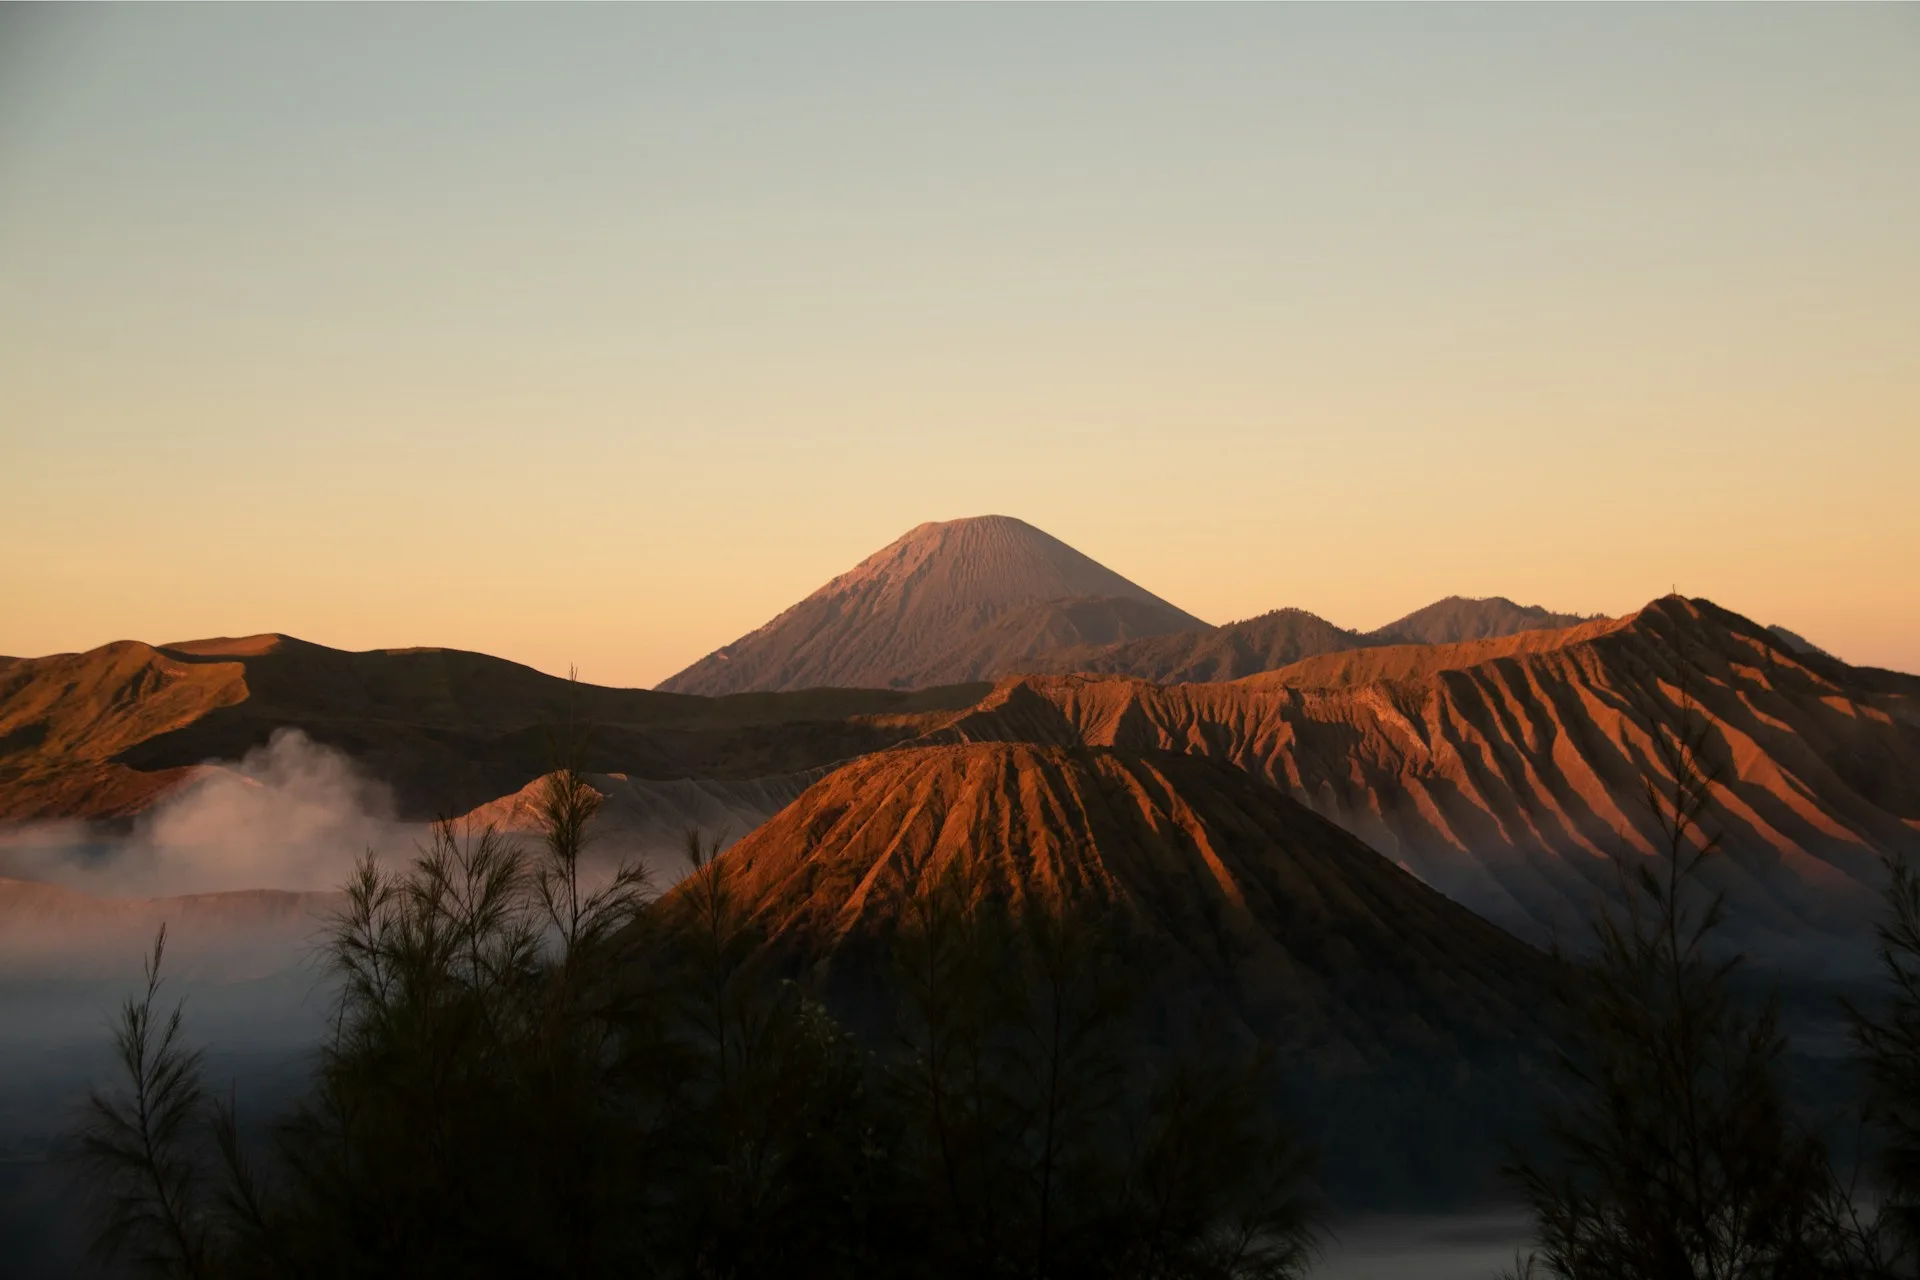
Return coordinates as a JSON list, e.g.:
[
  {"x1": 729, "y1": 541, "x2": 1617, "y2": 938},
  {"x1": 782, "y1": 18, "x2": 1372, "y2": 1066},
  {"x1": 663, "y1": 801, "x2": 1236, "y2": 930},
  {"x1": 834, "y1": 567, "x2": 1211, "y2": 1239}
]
[
  {"x1": 707, "y1": 740, "x2": 1553, "y2": 1196},
  {"x1": 902, "y1": 512, "x2": 1031, "y2": 536},
  {"x1": 820, "y1": 514, "x2": 1172, "y2": 602},
  {"x1": 719, "y1": 741, "x2": 1545, "y2": 987},
  {"x1": 657, "y1": 518, "x2": 1205, "y2": 694}
]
